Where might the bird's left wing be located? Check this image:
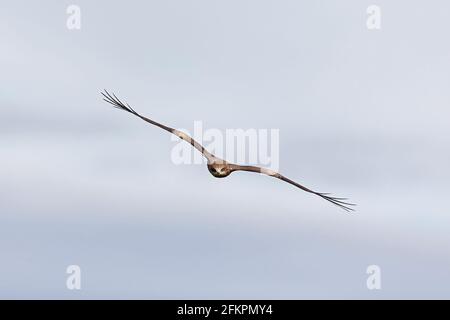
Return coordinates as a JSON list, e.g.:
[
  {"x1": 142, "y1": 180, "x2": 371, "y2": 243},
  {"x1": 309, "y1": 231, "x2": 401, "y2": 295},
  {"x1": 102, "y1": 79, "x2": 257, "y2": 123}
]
[
  {"x1": 229, "y1": 164, "x2": 355, "y2": 212},
  {"x1": 101, "y1": 90, "x2": 215, "y2": 162}
]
